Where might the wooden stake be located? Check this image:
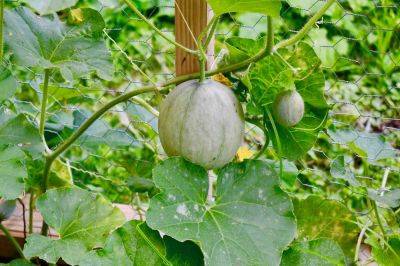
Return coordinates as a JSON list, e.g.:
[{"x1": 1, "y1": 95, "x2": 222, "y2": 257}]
[{"x1": 175, "y1": 0, "x2": 214, "y2": 76}]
